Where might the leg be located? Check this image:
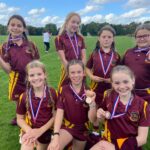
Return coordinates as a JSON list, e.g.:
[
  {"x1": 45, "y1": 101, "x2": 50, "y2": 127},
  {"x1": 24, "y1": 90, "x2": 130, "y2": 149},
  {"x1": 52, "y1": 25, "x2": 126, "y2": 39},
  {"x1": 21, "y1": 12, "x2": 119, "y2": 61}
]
[
  {"x1": 59, "y1": 129, "x2": 73, "y2": 150},
  {"x1": 36, "y1": 141, "x2": 48, "y2": 150},
  {"x1": 72, "y1": 139, "x2": 86, "y2": 150},
  {"x1": 21, "y1": 143, "x2": 34, "y2": 150},
  {"x1": 90, "y1": 140, "x2": 115, "y2": 150}
]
